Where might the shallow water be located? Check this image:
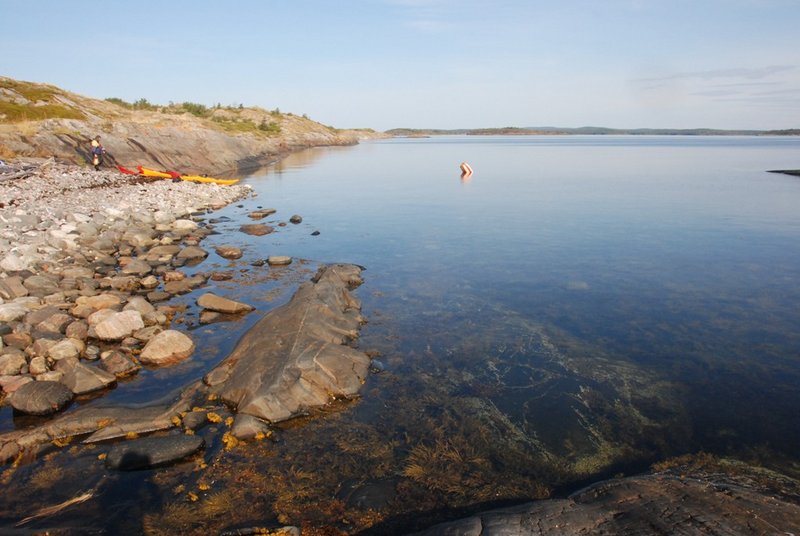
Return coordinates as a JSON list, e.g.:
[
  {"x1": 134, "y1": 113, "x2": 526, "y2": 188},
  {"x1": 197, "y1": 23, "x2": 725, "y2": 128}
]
[{"x1": 3, "y1": 135, "x2": 800, "y2": 534}]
